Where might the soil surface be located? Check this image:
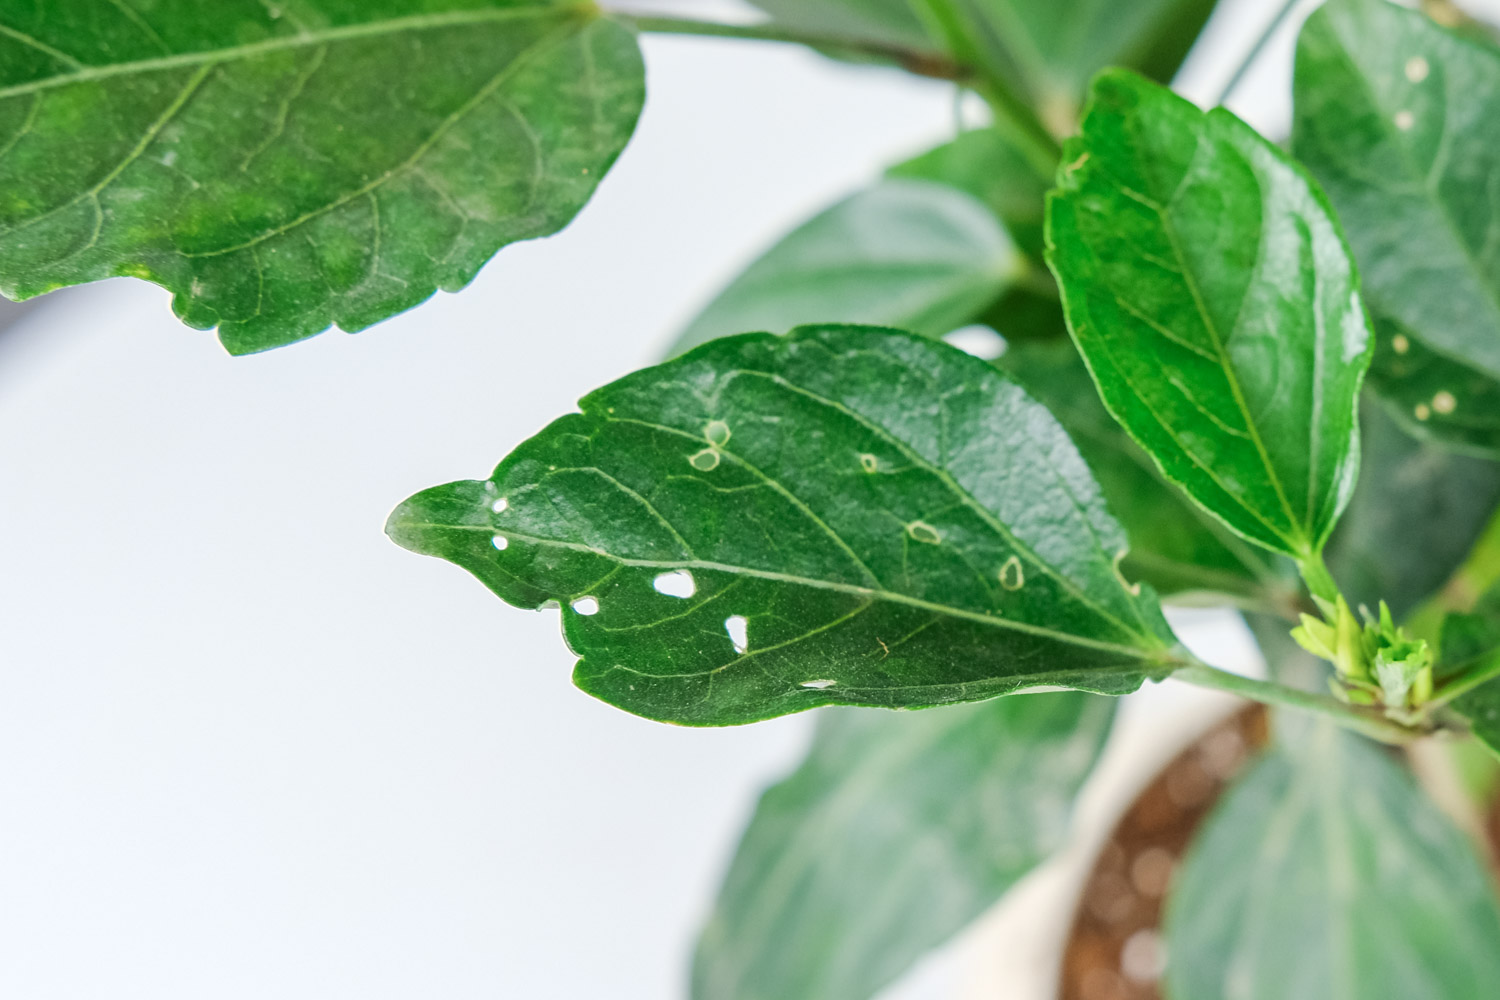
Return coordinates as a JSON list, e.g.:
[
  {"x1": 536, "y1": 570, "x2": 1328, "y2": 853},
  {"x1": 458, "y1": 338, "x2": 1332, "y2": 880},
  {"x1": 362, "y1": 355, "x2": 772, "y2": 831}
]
[{"x1": 1057, "y1": 706, "x2": 1269, "y2": 1000}]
